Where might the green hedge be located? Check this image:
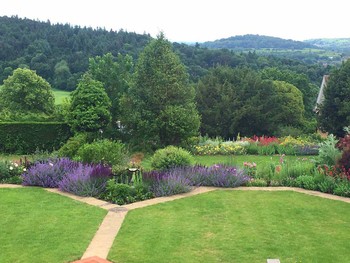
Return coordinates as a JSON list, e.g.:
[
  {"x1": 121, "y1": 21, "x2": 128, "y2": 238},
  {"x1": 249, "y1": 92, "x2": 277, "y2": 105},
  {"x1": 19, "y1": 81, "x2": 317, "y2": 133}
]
[{"x1": 0, "y1": 122, "x2": 72, "y2": 154}]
